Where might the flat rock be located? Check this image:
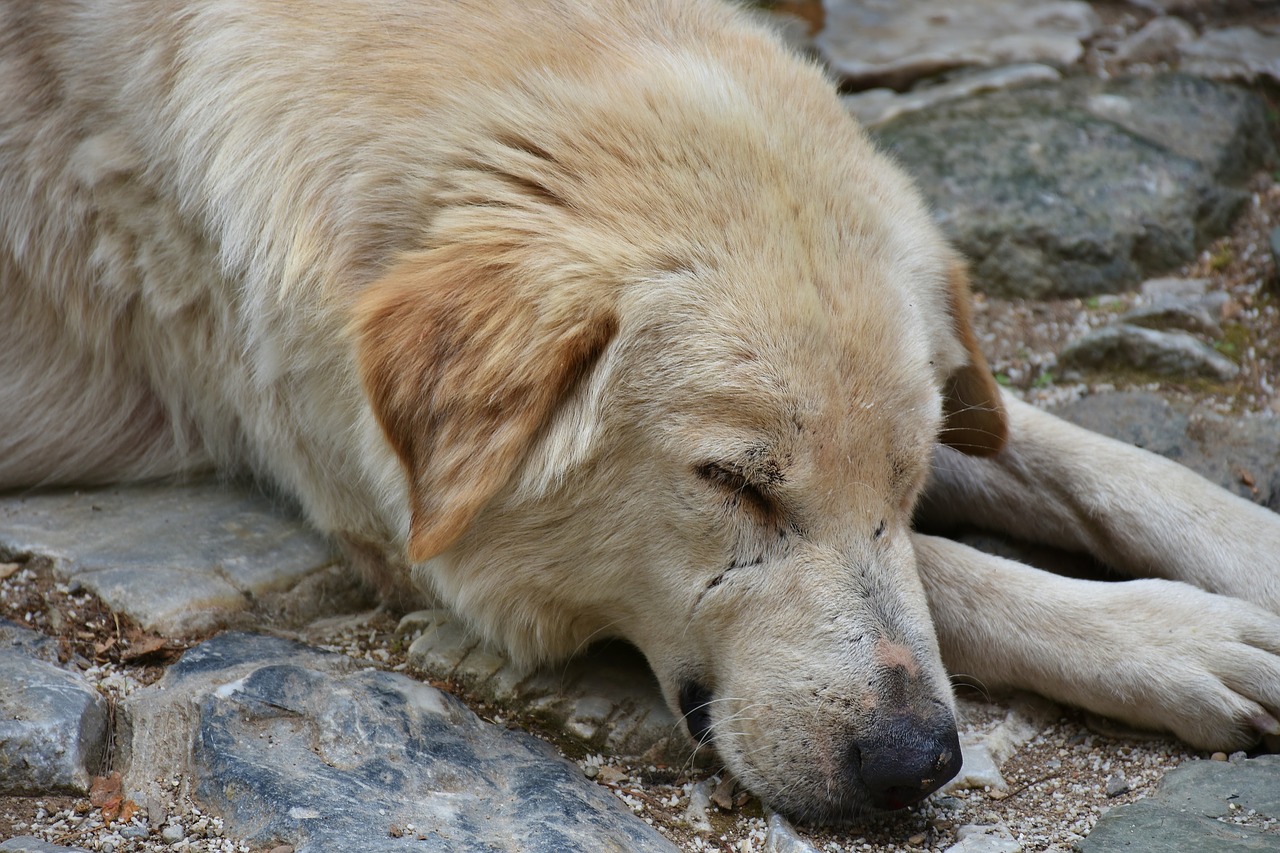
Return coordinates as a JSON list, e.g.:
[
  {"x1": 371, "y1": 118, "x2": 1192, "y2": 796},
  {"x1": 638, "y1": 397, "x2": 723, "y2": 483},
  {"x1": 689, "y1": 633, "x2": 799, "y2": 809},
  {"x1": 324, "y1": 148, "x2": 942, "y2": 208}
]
[
  {"x1": 0, "y1": 481, "x2": 339, "y2": 636},
  {"x1": 1118, "y1": 294, "x2": 1225, "y2": 337},
  {"x1": 1181, "y1": 26, "x2": 1280, "y2": 86},
  {"x1": 123, "y1": 632, "x2": 677, "y2": 853},
  {"x1": 1079, "y1": 755, "x2": 1280, "y2": 852},
  {"x1": 873, "y1": 75, "x2": 1272, "y2": 297},
  {"x1": 1050, "y1": 391, "x2": 1280, "y2": 510},
  {"x1": 0, "y1": 840, "x2": 93, "y2": 853},
  {"x1": 764, "y1": 813, "x2": 823, "y2": 852},
  {"x1": 945, "y1": 824, "x2": 1022, "y2": 853},
  {"x1": 817, "y1": 0, "x2": 1099, "y2": 89},
  {"x1": 1114, "y1": 16, "x2": 1197, "y2": 65},
  {"x1": 0, "y1": 620, "x2": 108, "y2": 795},
  {"x1": 843, "y1": 64, "x2": 1062, "y2": 129},
  {"x1": 1058, "y1": 324, "x2": 1240, "y2": 381},
  {"x1": 401, "y1": 609, "x2": 692, "y2": 764}
]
